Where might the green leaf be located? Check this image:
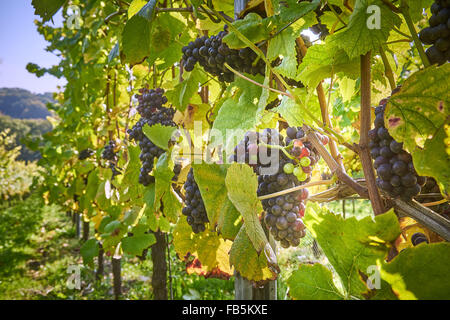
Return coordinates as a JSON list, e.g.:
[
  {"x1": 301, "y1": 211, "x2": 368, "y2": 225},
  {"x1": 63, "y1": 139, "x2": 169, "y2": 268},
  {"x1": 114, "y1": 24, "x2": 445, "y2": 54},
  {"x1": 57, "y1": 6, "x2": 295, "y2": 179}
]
[
  {"x1": 222, "y1": 13, "x2": 272, "y2": 49},
  {"x1": 297, "y1": 41, "x2": 360, "y2": 89},
  {"x1": 412, "y1": 125, "x2": 450, "y2": 194},
  {"x1": 192, "y1": 163, "x2": 242, "y2": 240},
  {"x1": 211, "y1": 77, "x2": 263, "y2": 155},
  {"x1": 384, "y1": 64, "x2": 450, "y2": 194},
  {"x1": 225, "y1": 164, "x2": 278, "y2": 272},
  {"x1": 143, "y1": 123, "x2": 177, "y2": 151},
  {"x1": 128, "y1": 0, "x2": 147, "y2": 18},
  {"x1": 154, "y1": 153, "x2": 181, "y2": 222},
  {"x1": 173, "y1": 217, "x2": 233, "y2": 275},
  {"x1": 32, "y1": 0, "x2": 66, "y2": 22},
  {"x1": 304, "y1": 203, "x2": 401, "y2": 299},
  {"x1": 108, "y1": 42, "x2": 120, "y2": 63},
  {"x1": 147, "y1": 13, "x2": 187, "y2": 70},
  {"x1": 121, "y1": 0, "x2": 158, "y2": 65},
  {"x1": 267, "y1": 26, "x2": 298, "y2": 79},
  {"x1": 229, "y1": 225, "x2": 276, "y2": 282},
  {"x1": 404, "y1": 0, "x2": 434, "y2": 23},
  {"x1": 166, "y1": 68, "x2": 206, "y2": 111},
  {"x1": 330, "y1": 0, "x2": 402, "y2": 59},
  {"x1": 80, "y1": 239, "x2": 99, "y2": 266},
  {"x1": 288, "y1": 264, "x2": 345, "y2": 300},
  {"x1": 379, "y1": 243, "x2": 450, "y2": 300},
  {"x1": 277, "y1": 0, "x2": 320, "y2": 23},
  {"x1": 122, "y1": 234, "x2": 156, "y2": 256},
  {"x1": 274, "y1": 88, "x2": 321, "y2": 127}
]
